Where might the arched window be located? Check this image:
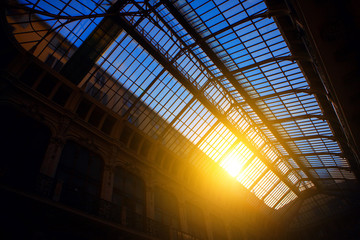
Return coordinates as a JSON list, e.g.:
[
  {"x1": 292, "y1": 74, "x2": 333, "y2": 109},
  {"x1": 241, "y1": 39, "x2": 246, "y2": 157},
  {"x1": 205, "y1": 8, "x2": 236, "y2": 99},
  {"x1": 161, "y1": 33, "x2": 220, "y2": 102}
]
[
  {"x1": 154, "y1": 187, "x2": 179, "y2": 229},
  {"x1": 112, "y1": 167, "x2": 145, "y2": 215},
  {"x1": 185, "y1": 203, "x2": 207, "y2": 239},
  {"x1": 211, "y1": 214, "x2": 227, "y2": 240},
  {"x1": 55, "y1": 141, "x2": 103, "y2": 214},
  {"x1": 112, "y1": 167, "x2": 145, "y2": 231}
]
